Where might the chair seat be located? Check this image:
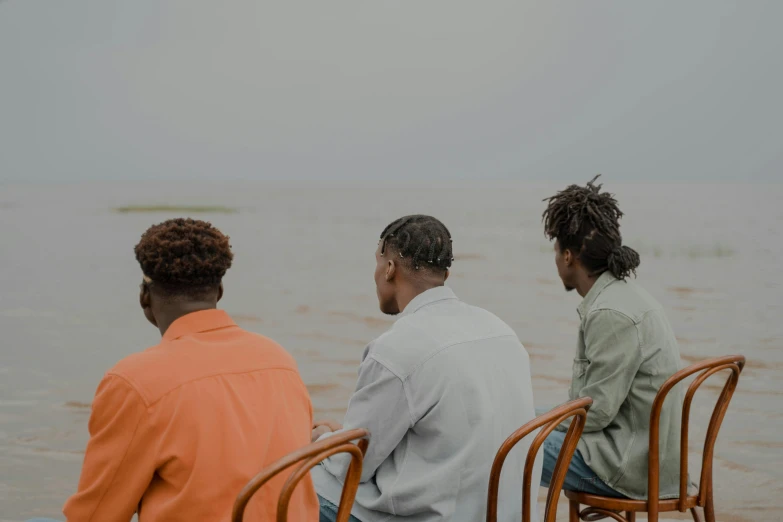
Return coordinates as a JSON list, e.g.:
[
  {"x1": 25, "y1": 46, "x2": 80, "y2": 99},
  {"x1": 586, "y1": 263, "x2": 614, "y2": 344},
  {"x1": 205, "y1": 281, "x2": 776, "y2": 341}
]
[{"x1": 565, "y1": 490, "x2": 699, "y2": 513}]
